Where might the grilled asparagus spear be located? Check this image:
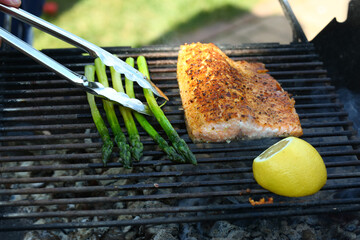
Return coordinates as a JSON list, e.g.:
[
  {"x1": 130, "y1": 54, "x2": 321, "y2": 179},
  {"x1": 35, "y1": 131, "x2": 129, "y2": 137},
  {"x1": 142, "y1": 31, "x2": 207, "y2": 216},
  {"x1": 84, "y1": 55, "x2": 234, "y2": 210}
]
[
  {"x1": 137, "y1": 56, "x2": 197, "y2": 165},
  {"x1": 94, "y1": 58, "x2": 132, "y2": 168},
  {"x1": 110, "y1": 59, "x2": 143, "y2": 161},
  {"x1": 84, "y1": 65, "x2": 113, "y2": 166},
  {"x1": 125, "y1": 57, "x2": 185, "y2": 163}
]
